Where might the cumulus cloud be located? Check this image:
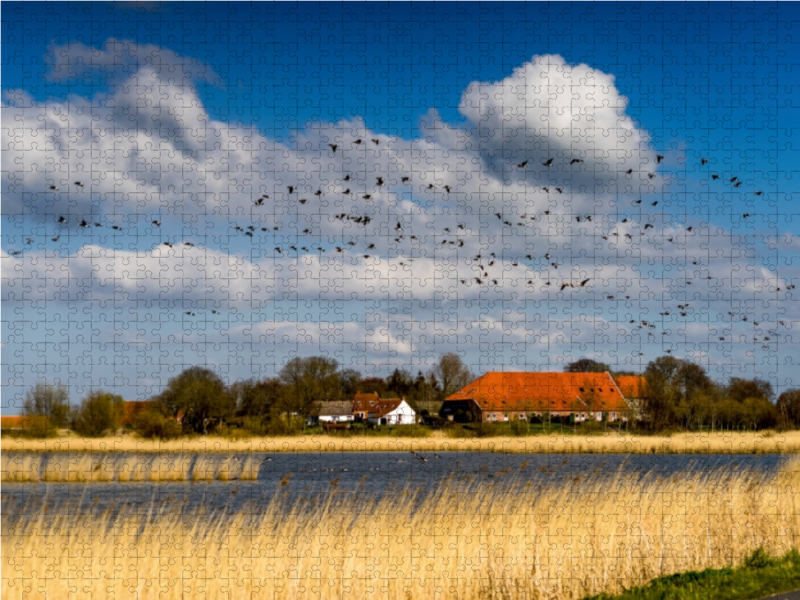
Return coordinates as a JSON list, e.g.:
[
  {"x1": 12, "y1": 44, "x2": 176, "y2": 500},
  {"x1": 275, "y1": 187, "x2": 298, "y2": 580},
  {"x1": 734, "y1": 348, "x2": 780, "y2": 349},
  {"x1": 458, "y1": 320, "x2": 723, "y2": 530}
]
[{"x1": 2, "y1": 41, "x2": 798, "y2": 402}]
